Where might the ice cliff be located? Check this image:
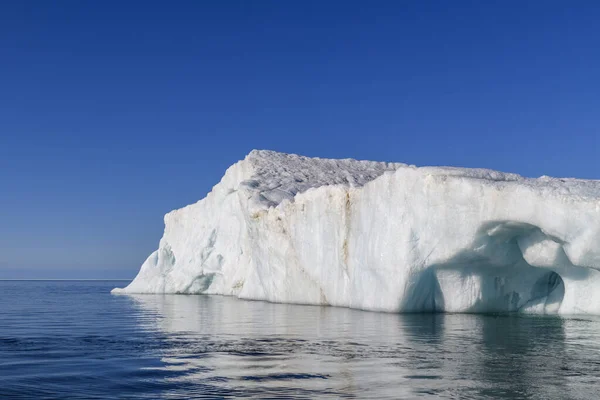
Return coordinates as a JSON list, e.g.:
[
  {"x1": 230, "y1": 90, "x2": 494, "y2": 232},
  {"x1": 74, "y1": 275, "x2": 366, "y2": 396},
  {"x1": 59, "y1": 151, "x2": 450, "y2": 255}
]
[{"x1": 113, "y1": 150, "x2": 600, "y2": 315}]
